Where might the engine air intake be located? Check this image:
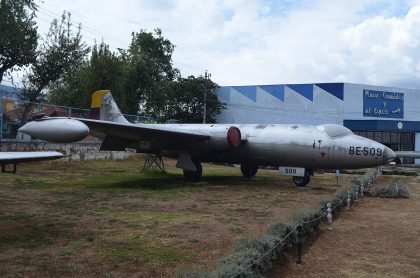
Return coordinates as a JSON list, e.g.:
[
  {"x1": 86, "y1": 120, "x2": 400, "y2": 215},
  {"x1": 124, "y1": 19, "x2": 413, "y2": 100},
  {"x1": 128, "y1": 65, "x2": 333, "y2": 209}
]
[{"x1": 227, "y1": 126, "x2": 241, "y2": 147}]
